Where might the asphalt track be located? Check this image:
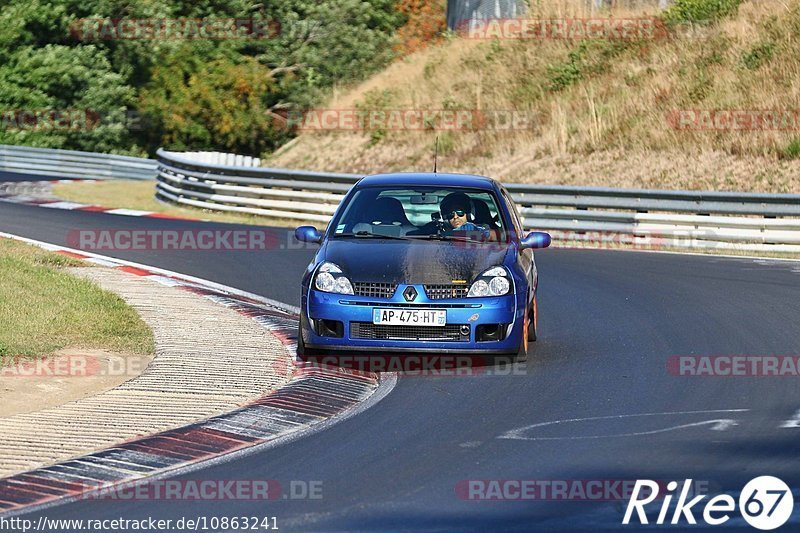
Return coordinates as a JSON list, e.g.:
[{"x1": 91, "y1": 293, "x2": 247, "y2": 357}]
[
  {"x1": 2, "y1": 197, "x2": 800, "y2": 531},
  {"x1": 0, "y1": 170, "x2": 58, "y2": 182}
]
